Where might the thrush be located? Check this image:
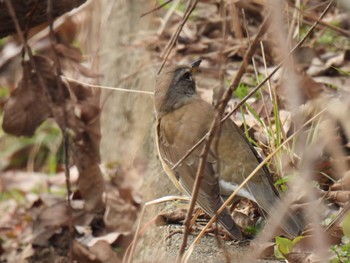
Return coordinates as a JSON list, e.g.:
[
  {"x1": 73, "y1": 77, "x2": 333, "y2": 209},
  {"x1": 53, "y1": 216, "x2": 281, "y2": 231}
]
[{"x1": 154, "y1": 60, "x2": 304, "y2": 240}]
